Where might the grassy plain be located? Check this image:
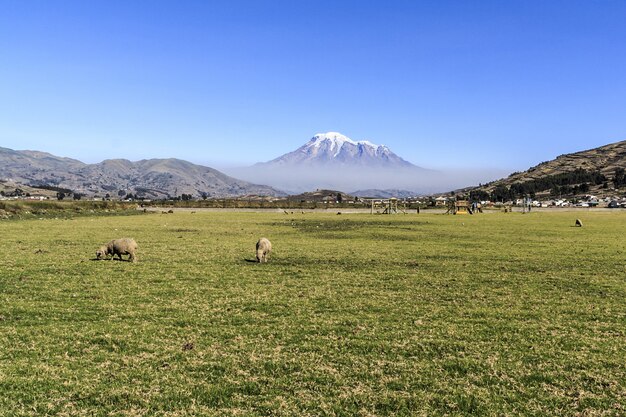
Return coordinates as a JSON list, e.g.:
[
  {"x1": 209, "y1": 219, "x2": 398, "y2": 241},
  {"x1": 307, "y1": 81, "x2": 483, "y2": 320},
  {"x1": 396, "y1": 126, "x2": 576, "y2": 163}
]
[{"x1": 0, "y1": 210, "x2": 625, "y2": 416}]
